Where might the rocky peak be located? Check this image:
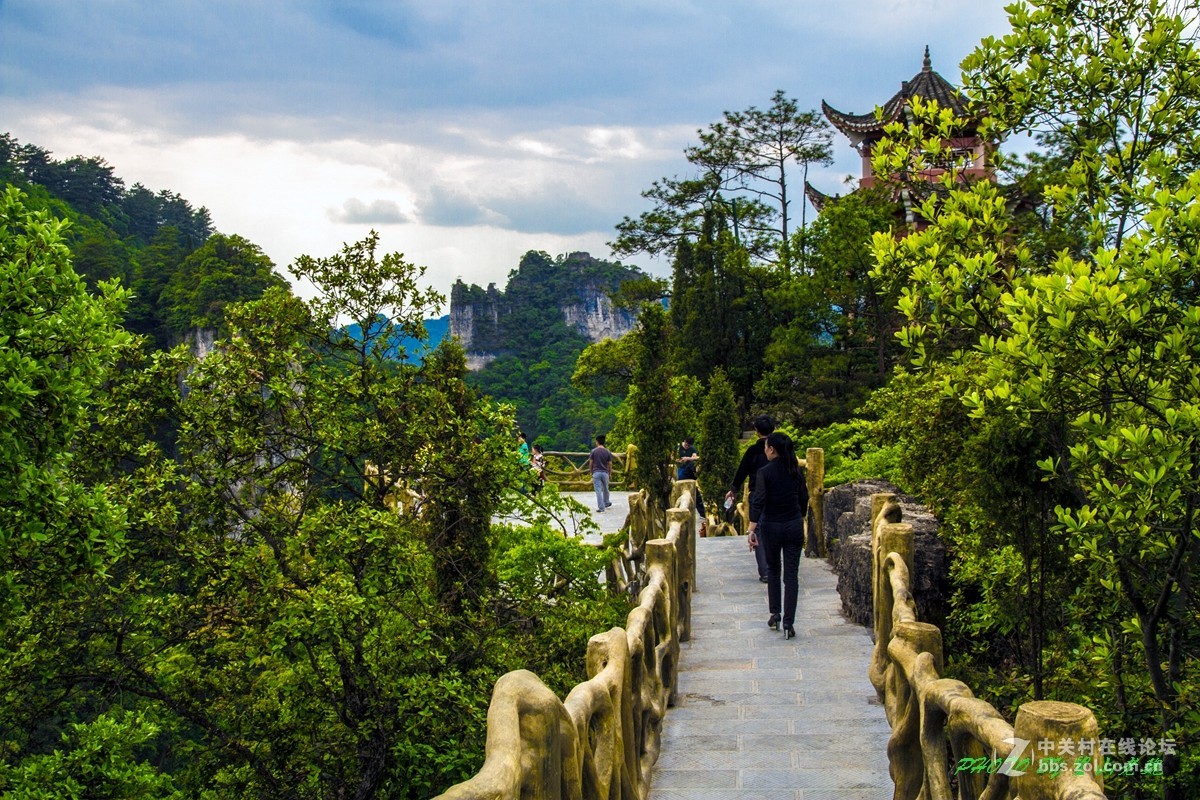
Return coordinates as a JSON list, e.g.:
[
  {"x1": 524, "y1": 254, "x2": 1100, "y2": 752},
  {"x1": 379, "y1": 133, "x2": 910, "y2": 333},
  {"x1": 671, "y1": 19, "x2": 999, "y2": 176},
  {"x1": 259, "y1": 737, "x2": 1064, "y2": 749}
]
[{"x1": 449, "y1": 250, "x2": 643, "y2": 369}]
